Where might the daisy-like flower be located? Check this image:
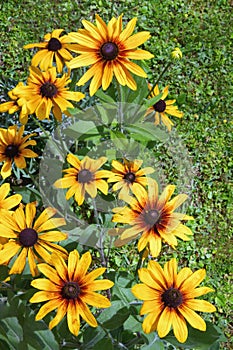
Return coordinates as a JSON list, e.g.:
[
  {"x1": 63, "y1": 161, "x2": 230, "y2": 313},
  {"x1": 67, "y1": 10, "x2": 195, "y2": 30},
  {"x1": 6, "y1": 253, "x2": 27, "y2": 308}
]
[
  {"x1": 132, "y1": 258, "x2": 216, "y2": 343},
  {"x1": 68, "y1": 14, "x2": 154, "y2": 96},
  {"x1": 0, "y1": 202, "x2": 68, "y2": 276},
  {"x1": 24, "y1": 29, "x2": 81, "y2": 73},
  {"x1": 0, "y1": 82, "x2": 29, "y2": 124},
  {"x1": 0, "y1": 183, "x2": 22, "y2": 219},
  {"x1": 112, "y1": 180, "x2": 193, "y2": 257},
  {"x1": 30, "y1": 250, "x2": 114, "y2": 336},
  {"x1": 13, "y1": 66, "x2": 85, "y2": 121},
  {"x1": 54, "y1": 154, "x2": 110, "y2": 206},
  {"x1": 0, "y1": 125, "x2": 38, "y2": 179},
  {"x1": 145, "y1": 84, "x2": 183, "y2": 132},
  {"x1": 108, "y1": 159, "x2": 155, "y2": 200}
]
